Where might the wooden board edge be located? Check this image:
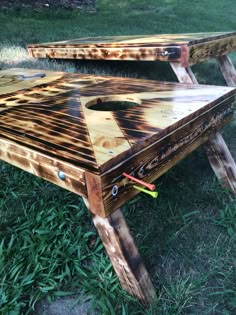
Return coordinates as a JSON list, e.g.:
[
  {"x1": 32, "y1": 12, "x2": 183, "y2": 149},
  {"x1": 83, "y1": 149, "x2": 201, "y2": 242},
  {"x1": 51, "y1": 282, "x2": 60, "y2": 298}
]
[
  {"x1": 0, "y1": 137, "x2": 87, "y2": 197},
  {"x1": 180, "y1": 44, "x2": 190, "y2": 67},
  {"x1": 26, "y1": 46, "x2": 182, "y2": 63}
]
